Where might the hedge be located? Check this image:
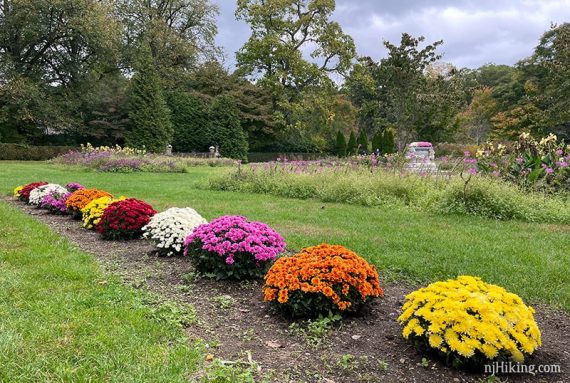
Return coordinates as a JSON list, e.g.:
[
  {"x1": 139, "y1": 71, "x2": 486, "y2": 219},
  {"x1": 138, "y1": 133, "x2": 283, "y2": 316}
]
[{"x1": 0, "y1": 144, "x2": 76, "y2": 161}]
